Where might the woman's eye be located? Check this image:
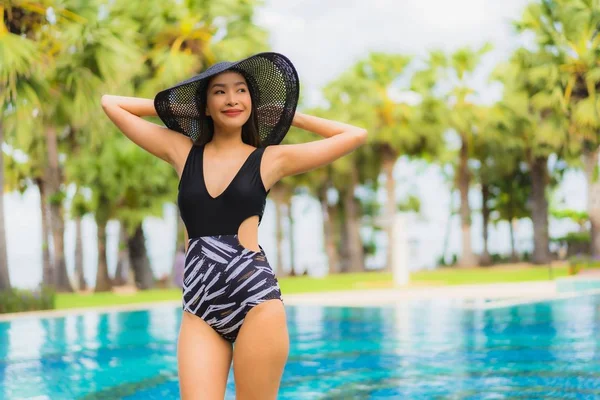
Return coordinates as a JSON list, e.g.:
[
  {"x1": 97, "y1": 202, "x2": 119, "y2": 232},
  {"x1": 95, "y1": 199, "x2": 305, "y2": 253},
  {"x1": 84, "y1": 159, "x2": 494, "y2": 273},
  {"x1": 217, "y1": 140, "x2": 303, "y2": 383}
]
[{"x1": 213, "y1": 88, "x2": 245, "y2": 94}]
